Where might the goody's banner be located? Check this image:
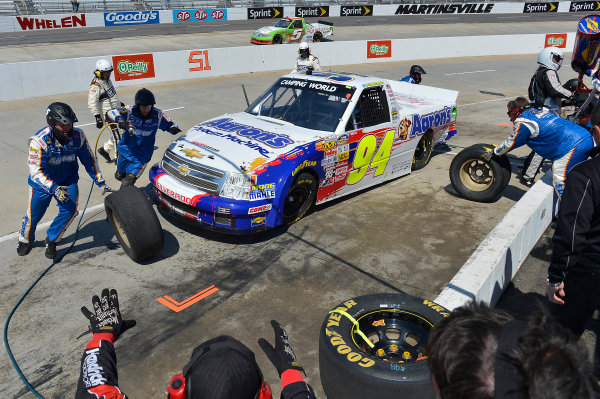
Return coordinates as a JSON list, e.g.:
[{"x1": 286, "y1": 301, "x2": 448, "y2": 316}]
[{"x1": 104, "y1": 11, "x2": 159, "y2": 26}]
